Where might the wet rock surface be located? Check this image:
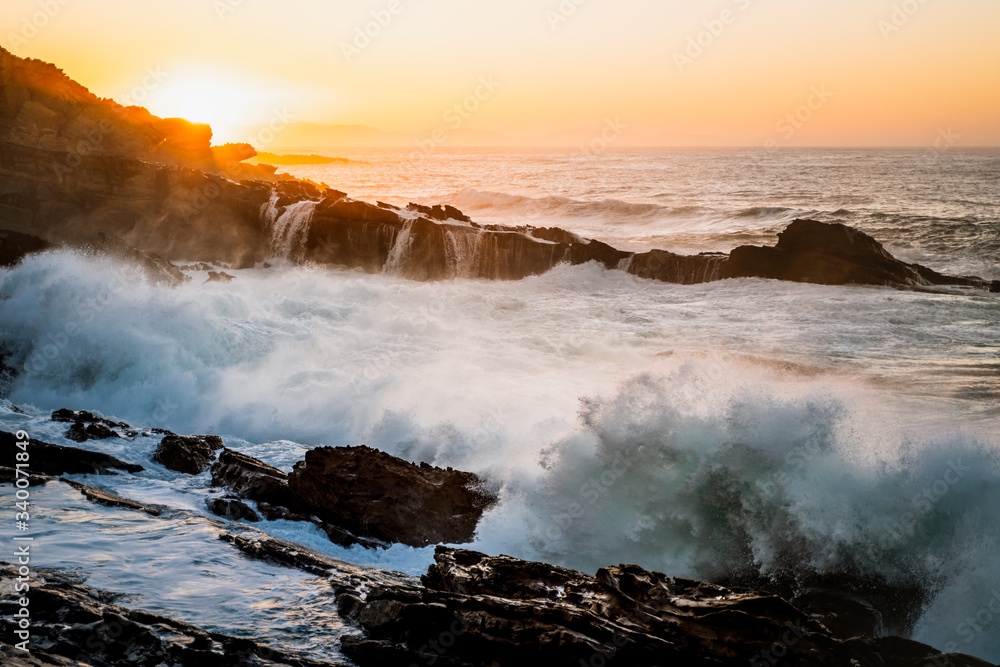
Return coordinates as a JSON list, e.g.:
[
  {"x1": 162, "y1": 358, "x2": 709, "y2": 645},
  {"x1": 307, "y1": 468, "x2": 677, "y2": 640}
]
[
  {"x1": 211, "y1": 447, "x2": 294, "y2": 506},
  {"x1": 341, "y1": 547, "x2": 995, "y2": 667},
  {"x1": 53, "y1": 409, "x2": 133, "y2": 442},
  {"x1": 3, "y1": 47, "x2": 994, "y2": 295},
  {"x1": 0, "y1": 429, "x2": 143, "y2": 475},
  {"x1": 287, "y1": 446, "x2": 498, "y2": 548},
  {"x1": 208, "y1": 495, "x2": 261, "y2": 522},
  {"x1": 153, "y1": 434, "x2": 224, "y2": 474},
  {"x1": 0, "y1": 564, "x2": 349, "y2": 667},
  {"x1": 63, "y1": 479, "x2": 162, "y2": 516}
]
